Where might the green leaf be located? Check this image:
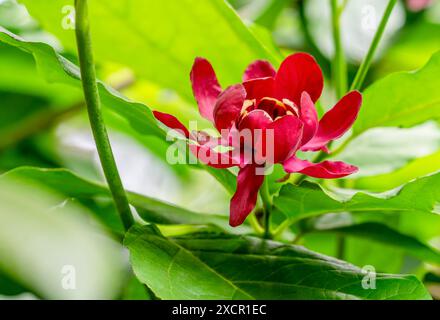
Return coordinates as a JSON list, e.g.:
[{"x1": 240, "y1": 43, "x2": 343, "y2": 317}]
[
  {"x1": 353, "y1": 149, "x2": 440, "y2": 191},
  {"x1": 0, "y1": 27, "x2": 163, "y2": 138},
  {"x1": 309, "y1": 222, "x2": 440, "y2": 265},
  {"x1": 0, "y1": 42, "x2": 82, "y2": 150},
  {"x1": 120, "y1": 276, "x2": 152, "y2": 300},
  {"x1": 0, "y1": 175, "x2": 124, "y2": 299},
  {"x1": 273, "y1": 173, "x2": 440, "y2": 223},
  {"x1": 0, "y1": 42, "x2": 80, "y2": 105},
  {"x1": 0, "y1": 28, "x2": 237, "y2": 193},
  {"x1": 18, "y1": 0, "x2": 281, "y2": 101},
  {"x1": 126, "y1": 225, "x2": 431, "y2": 300},
  {"x1": 130, "y1": 193, "x2": 235, "y2": 233},
  {"x1": 1, "y1": 167, "x2": 239, "y2": 233},
  {"x1": 0, "y1": 271, "x2": 29, "y2": 297},
  {"x1": 397, "y1": 210, "x2": 440, "y2": 244},
  {"x1": 353, "y1": 51, "x2": 440, "y2": 137},
  {"x1": 301, "y1": 233, "x2": 406, "y2": 274},
  {"x1": 339, "y1": 122, "x2": 440, "y2": 178},
  {"x1": 378, "y1": 22, "x2": 440, "y2": 75},
  {"x1": 125, "y1": 225, "x2": 253, "y2": 300}
]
